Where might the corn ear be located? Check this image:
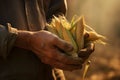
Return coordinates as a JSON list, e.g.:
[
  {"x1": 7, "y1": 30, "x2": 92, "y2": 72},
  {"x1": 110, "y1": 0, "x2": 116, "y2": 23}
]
[
  {"x1": 62, "y1": 25, "x2": 78, "y2": 57},
  {"x1": 84, "y1": 21, "x2": 106, "y2": 45},
  {"x1": 46, "y1": 23, "x2": 58, "y2": 35},
  {"x1": 69, "y1": 16, "x2": 82, "y2": 30},
  {"x1": 70, "y1": 15, "x2": 78, "y2": 30},
  {"x1": 53, "y1": 16, "x2": 63, "y2": 38},
  {"x1": 84, "y1": 24, "x2": 95, "y2": 32},
  {"x1": 75, "y1": 16, "x2": 85, "y2": 50},
  {"x1": 70, "y1": 26, "x2": 76, "y2": 40},
  {"x1": 46, "y1": 15, "x2": 106, "y2": 58},
  {"x1": 86, "y1": 31, "x2": 106, "y2": 44},
  {"x1": 59, "y1": 16, "x2": 71, "y2": 30},
  {"x1": 46, "y1": 16, "x2": 107, "y2": 80}
]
